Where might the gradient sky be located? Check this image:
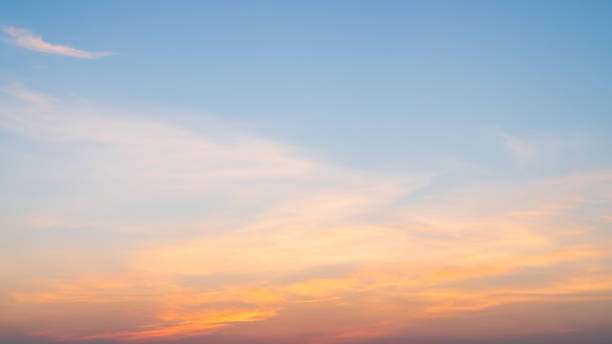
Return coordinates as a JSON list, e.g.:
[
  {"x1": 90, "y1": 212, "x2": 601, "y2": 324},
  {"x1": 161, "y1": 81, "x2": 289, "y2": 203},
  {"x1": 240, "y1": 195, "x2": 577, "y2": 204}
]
[{"x1": 1, "y1": 1, "x2": 612, "y2": 344}]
